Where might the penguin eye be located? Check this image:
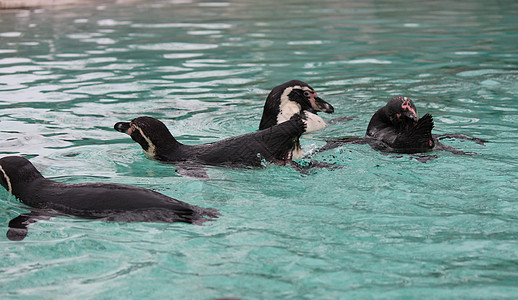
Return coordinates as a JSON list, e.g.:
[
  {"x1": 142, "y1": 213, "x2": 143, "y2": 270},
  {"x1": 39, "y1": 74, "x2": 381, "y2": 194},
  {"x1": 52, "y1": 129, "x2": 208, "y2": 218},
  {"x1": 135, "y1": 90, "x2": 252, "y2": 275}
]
[{"x1": 303, "y1": 91, "x2": 311, "y2": 98}]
